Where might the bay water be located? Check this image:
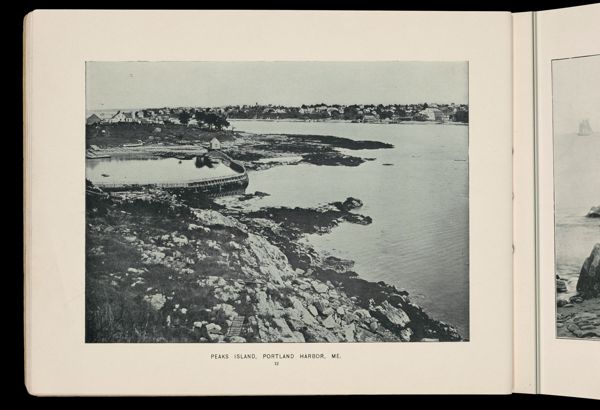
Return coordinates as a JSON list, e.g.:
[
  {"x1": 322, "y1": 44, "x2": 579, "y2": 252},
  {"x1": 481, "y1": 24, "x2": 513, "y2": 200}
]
[
  {"x1": 230, "y1": 120, "x2": 470, "y2": 337},
  {"x1": 554, "y1": 133, "x2": 600, "y2": 300}
]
